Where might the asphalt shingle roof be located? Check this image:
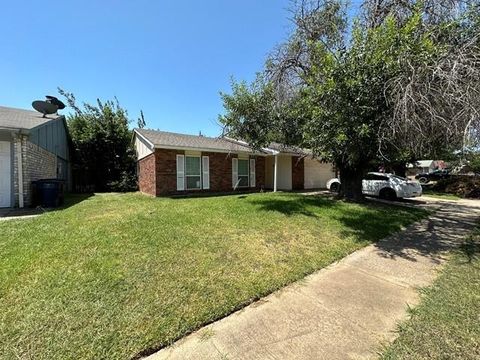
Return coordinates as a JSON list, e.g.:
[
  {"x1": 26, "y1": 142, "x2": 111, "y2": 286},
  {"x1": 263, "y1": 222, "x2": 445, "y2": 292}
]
[
  {"x1": 135, "y1": 128, "x2": 258, "y2": 153},
  {"x1": 0, "y1": 106, "x2": 62, "y2": 130},
  {"x1": 267, "y1": 142, "x2": 310, "y2": 155}
]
